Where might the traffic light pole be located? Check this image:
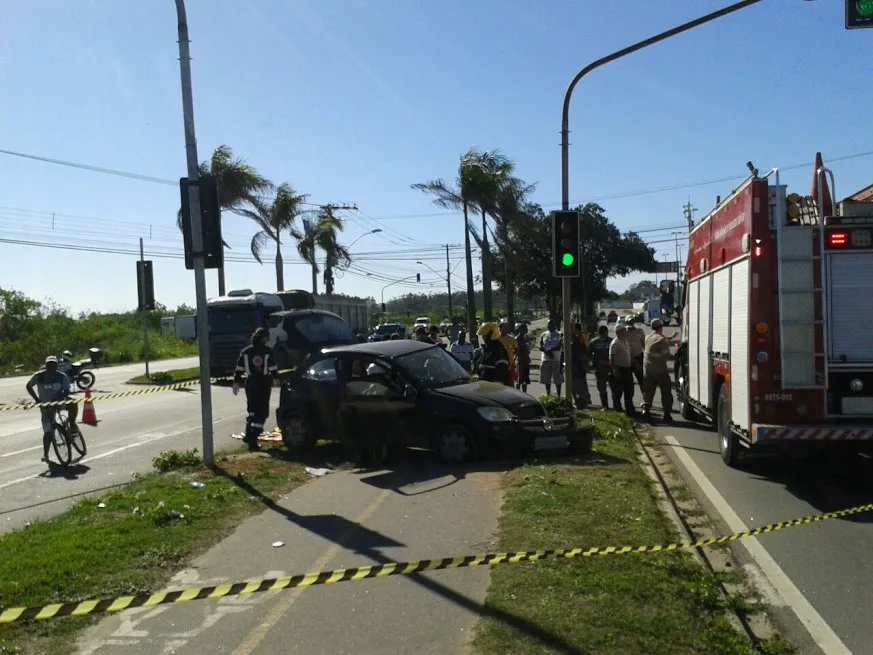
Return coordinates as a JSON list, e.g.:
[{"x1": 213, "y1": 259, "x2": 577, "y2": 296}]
[
  {"x1": 175, "y1": 0, "x2": 214, "y2": 466},
  {"x1": 559, "y1": 0, "x2": 764, "y2": 403}
]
